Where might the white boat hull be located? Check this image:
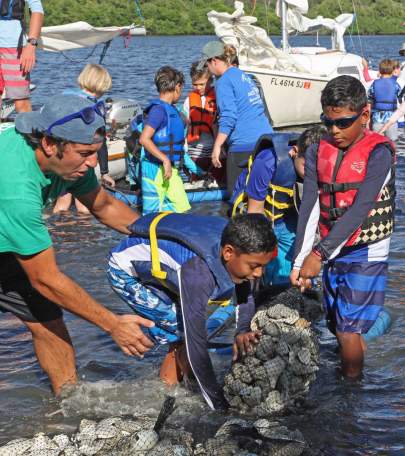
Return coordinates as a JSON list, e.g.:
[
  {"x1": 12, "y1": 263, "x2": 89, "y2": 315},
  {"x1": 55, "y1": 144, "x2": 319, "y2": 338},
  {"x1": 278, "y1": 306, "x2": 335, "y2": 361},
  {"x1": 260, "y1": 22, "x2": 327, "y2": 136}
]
[
  {"x1": 244, "y1": 66, "x2": 329, "y2": 127},
  {"x1": 242, "y1": 51, "x2": 366, "y2": 128},
  {"x1": 95, "y1": 138, "x2": 127, "y2": 180}
]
